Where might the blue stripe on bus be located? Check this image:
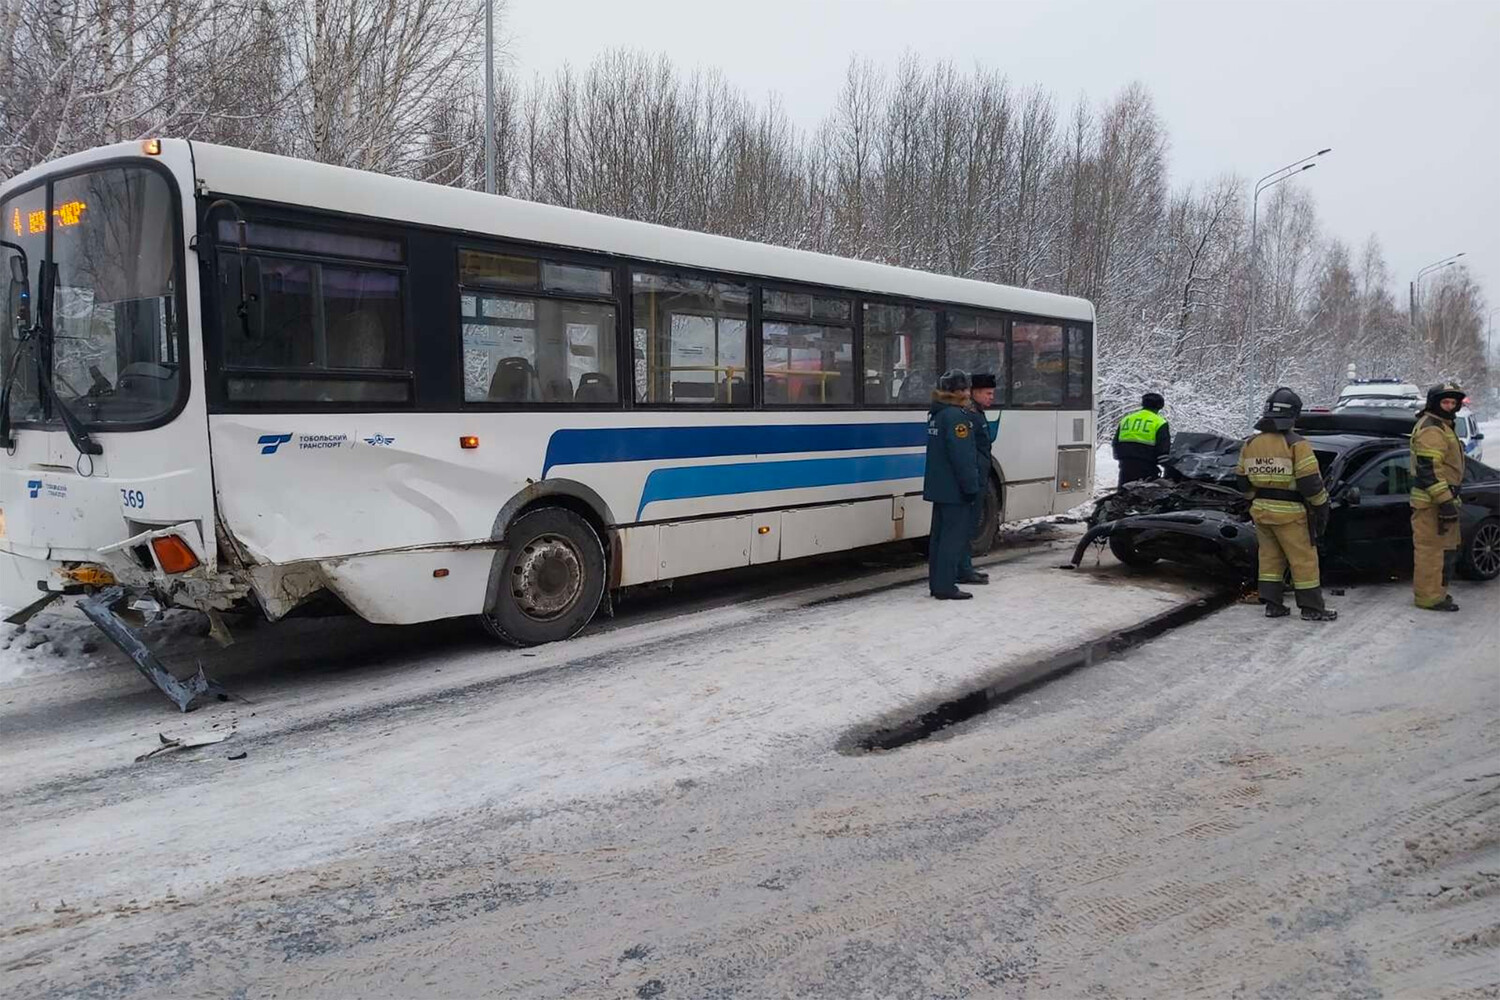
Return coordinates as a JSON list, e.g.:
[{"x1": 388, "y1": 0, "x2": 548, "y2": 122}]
[
  {"x1": 542, "y1": 422, "x2": 928, "y2": 477},
  {"x1": 636, "y1": 453, "x2": 927, "y2": 519}
]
